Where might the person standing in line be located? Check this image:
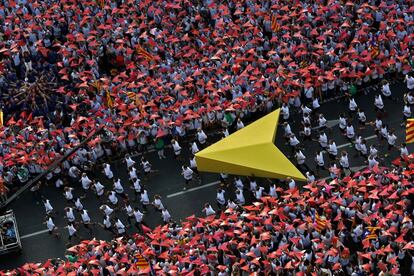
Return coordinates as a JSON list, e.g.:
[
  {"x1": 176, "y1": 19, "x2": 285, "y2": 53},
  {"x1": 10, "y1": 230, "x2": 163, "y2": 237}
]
[
  {"x1": 103, "y1": 163, "x2": 114, "y2": 180},
  {"x1": 288, "y1": 133, "x2": 300, "y2": 157},
  {"x1": 63, "y1": 186, "x2": 75, "y2": 203},
  {"x1": 45, "y1": 216, "x2": 60, "y2": 238},
  {"x1": 339, "y1": 151, "x2": 350, "y2": 176},
  {"x1": 386, "y1": 130, "x2": 397, "y2": 156},
  {"x1": 171, "y1": 139, "x2": 182, "y2": 160},
  {"x1": 367, "y1": 155, "x2": 379, "y2": 169},
  {"x1": 348, "y1": 97, "x2": 358, "y2": 117},
  {"x1": 338, "y1": 113, "x2": 347, "y2": 133},
  {"x1": 133, "y1": 207, "x2": 144, "y2": 232},
  {"x1": 141, "y1": 157, "x2": 154, "y2": 180},
  {"x1": 399, "y1": 143, "x2": 409, "y2": 159},
  {"x1": 235, "y1": 188, "x2": 245, "y2": 205},
  {"x1": 80, "y1": 173, "x2": 92, "y2": 194},
  {"x1": 124, "y1": 200, "x2": 135, "y2": 226},
  {"x1": 67, "y1": 222, "x2": 78, "y2": 245},
  {"x1": 130, "y1": 177, "x2": 142, "y2": 202},
  {"x1": 216, "y1": 188, "x2": 226, "y2": 210},
  {"x1": 202, "y1": 203, "x2": 216, "y2": 216},
  {"x1": 196, "y1": 128, "x2": 208, "y2": 147},
  {"x1": 124, "y1": 154, "x2": 135, "y2": 169},
  {"x1": 357, "y1": 108, "x2": 366, "y2": 129},
  {"x1": 74, "y1": 198, "x2": 84, "y2": 212},
  {"x1": 189, "y1": 155, "x2": 201, "y2": 183},
  {"x1": 182, "y1": 165, "x2": 194, "y2": 190},
  {"x1": 402, "y1": 101, "x2": 411, "y2": 126},
  {"x1": 161, "y1": 208, "x2": 171, "y2": 224},
  {"x1": 92, "y1": 180, "x2": 105, "y2": 199},
  {"x1": 114, "y1": 218, "x2": 126, "y2": 236},
  {"x1": 99, "y1": 215, "x2": 115, "y2": 234},
  {"x1": 315, "y1": 150, "x2": 326, "y2": 176},
  {"x1": 295, "y1": 149, "x2": 311, "y2": 173},
  {"x1": 381, "y1": 80, "x2": 394, "y2": 101},
  {"x1": 64, "y1": 207, "x2": 76, "y2": 223},
  {"x1": 152, "y1": 195, "x2": 165, "y2": 211},
  {"x1": 327, "y1": 140, "x2": 338, "y2": 160},
  {"x1": 42, "y1": 197, "x2": 55, "y2": 217},
  {"x1": 317, "y1": 131, "x2": 328, "y2": 150},
  {"x1": 345, "y1": 122, "x2": 355, "y2": 142},
  {"x1": 80, "y1": 209, "x2": 93, "y2": 234},
  {"x1": 405, "y1": 72, "x2": 414, "y2": 92},
  {"x1": 140, "y1": 189, "x2": 150, "y2": 213},
  {"x1": 374, "y1": 94, "x2": 385, "y2": 114},
  {"x1": 190, "y1": 141, "x2": 200, "y2": 155}
]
